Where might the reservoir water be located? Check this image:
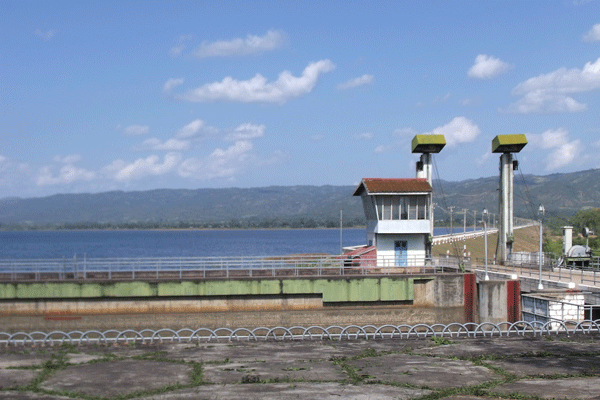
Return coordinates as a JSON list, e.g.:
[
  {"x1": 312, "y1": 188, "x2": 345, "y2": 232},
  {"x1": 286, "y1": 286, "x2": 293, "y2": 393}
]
[{"x1": 0, "y1": 227, "x2": 479, "y2": 259}]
